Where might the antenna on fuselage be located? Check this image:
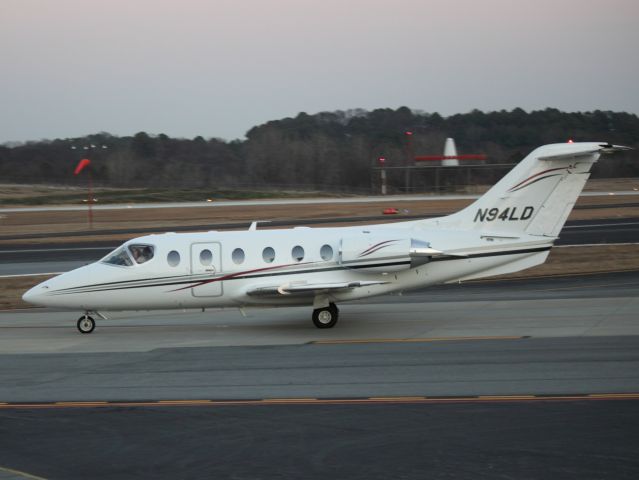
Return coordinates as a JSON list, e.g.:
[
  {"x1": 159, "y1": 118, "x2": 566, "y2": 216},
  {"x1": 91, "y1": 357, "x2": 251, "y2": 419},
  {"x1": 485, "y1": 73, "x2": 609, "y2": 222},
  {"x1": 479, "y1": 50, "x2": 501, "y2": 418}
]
[{"x1": 248, "y1": 221, "x2": 271, "y2": 231}]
